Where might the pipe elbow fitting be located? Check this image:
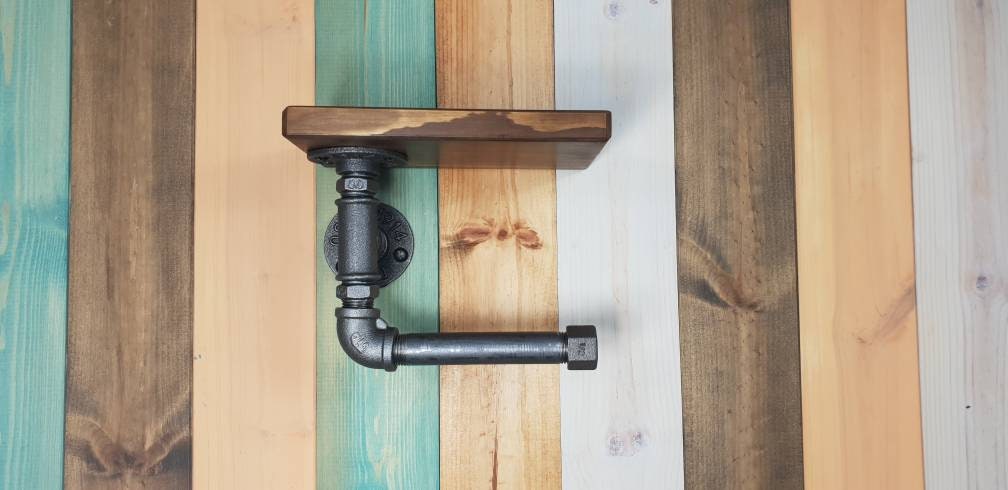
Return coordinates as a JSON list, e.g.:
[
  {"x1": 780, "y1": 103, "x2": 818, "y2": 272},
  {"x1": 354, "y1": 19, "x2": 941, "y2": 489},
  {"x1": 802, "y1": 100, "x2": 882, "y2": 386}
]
[{"x1": 335, "y1": 307, "x2": 399, "y2": 371}]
